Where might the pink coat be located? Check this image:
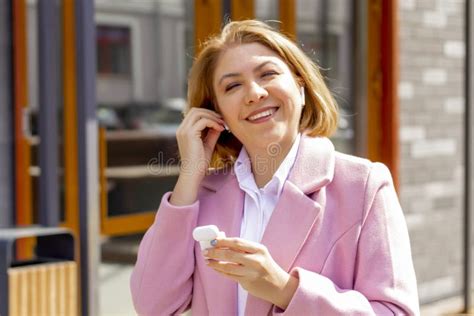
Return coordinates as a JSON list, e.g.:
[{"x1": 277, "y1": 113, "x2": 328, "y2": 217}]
[{"x1": 130, "y1": 136, "x2": 420, "y2": 315}]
